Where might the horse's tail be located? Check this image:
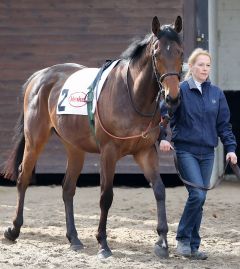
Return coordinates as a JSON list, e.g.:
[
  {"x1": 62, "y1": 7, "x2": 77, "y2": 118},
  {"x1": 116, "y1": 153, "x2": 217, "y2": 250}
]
[
  {"x1": 2, "y1": 111, "x2": 25, "y2": 181},
  {"x1": 2, "y1": 71, "x2": 41, "y2": 181}
]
